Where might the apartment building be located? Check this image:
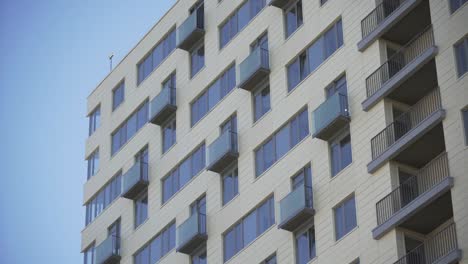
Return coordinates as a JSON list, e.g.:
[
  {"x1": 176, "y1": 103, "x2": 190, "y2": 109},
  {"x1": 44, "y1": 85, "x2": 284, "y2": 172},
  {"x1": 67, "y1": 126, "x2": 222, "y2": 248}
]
[{"x1": 81, "y1": 0, "x2": 468, "y2": 263}]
